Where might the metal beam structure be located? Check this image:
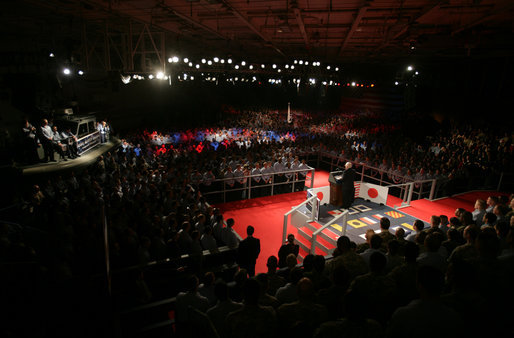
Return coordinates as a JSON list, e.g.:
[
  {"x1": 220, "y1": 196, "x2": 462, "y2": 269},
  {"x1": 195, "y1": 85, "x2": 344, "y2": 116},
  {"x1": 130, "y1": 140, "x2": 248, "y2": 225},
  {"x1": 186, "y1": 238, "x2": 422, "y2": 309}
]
[{"x1": 338, "y1": 3, "x2": 368, "y2": 55}]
